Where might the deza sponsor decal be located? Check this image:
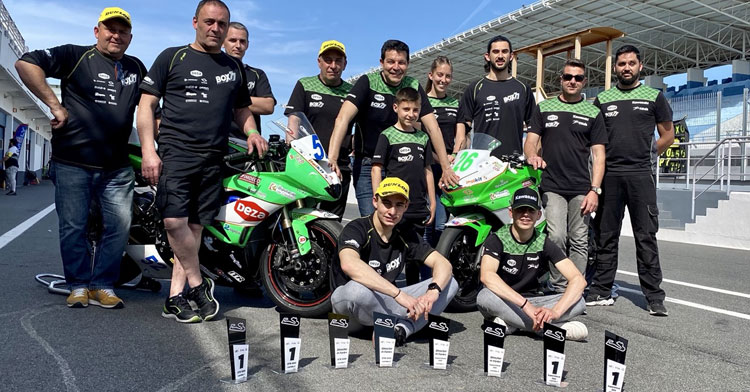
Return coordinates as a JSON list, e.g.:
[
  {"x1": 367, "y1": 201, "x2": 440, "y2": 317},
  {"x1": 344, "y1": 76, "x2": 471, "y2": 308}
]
[{"x1": 234, "y1": 199, "x2": 268, "y2": 221}]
